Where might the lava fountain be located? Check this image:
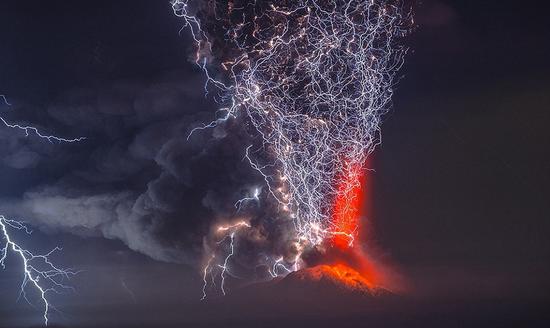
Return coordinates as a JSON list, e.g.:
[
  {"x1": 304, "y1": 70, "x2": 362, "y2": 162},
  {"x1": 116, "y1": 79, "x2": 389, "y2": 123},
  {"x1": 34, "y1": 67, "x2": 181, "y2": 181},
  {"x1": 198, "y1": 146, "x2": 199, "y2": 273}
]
[{"x1": 300, "y1": 157, "x2": 402, "y2": 294}]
